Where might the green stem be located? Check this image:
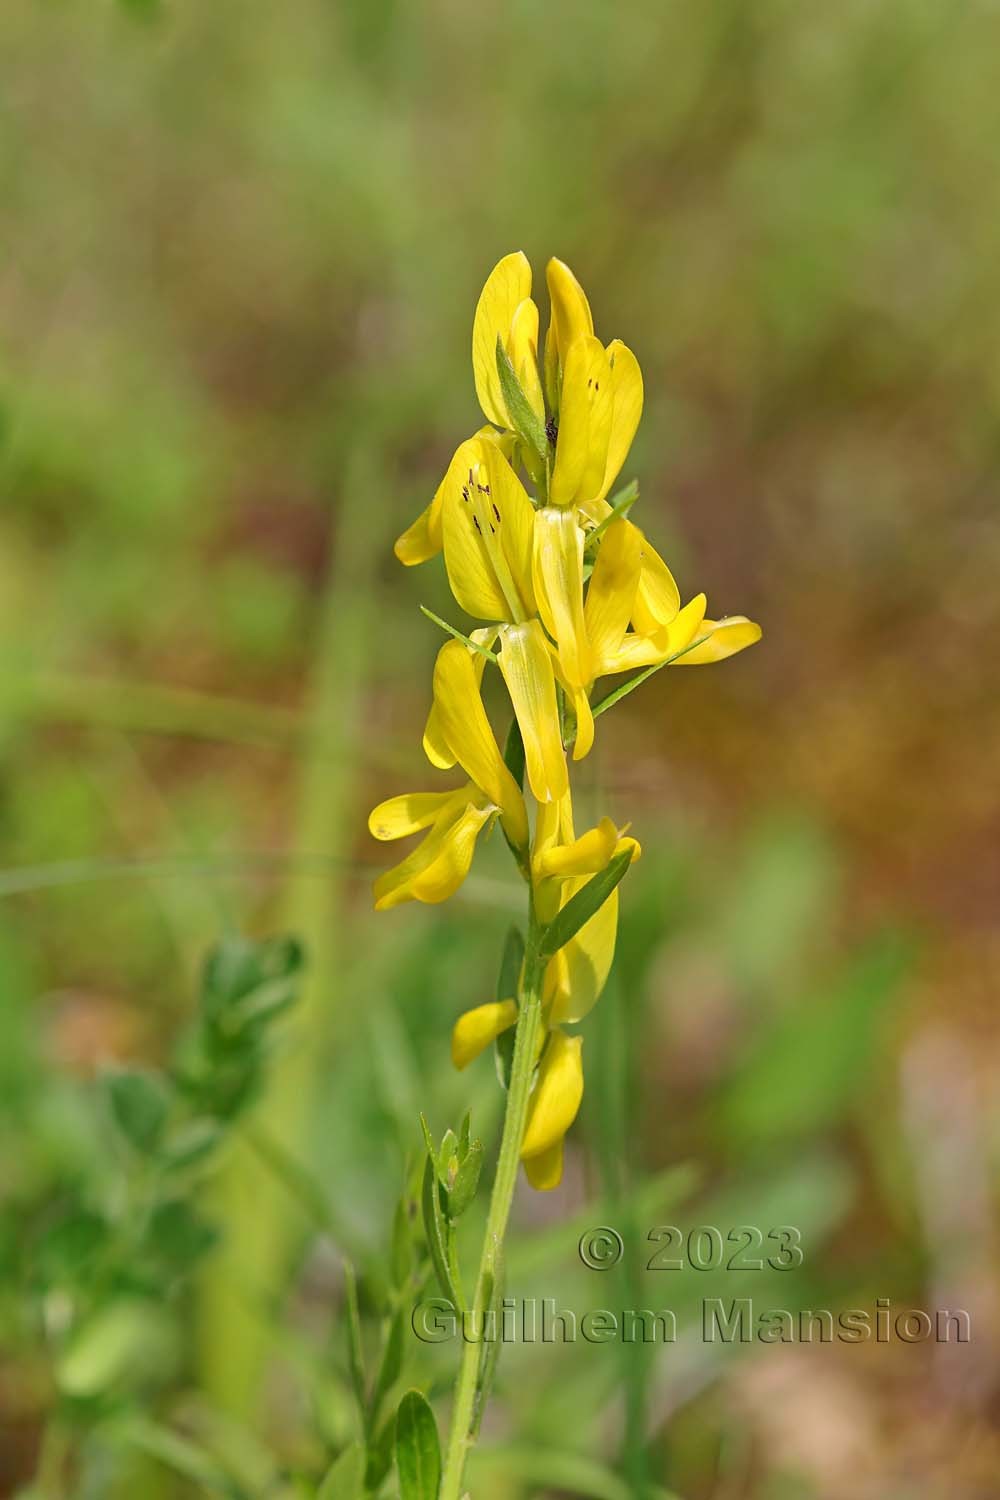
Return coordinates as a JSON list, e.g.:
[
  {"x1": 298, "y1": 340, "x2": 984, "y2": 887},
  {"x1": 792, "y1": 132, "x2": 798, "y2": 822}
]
[{"x1": 438, "y1": 900, "x2": 546, "y2": 1500}]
